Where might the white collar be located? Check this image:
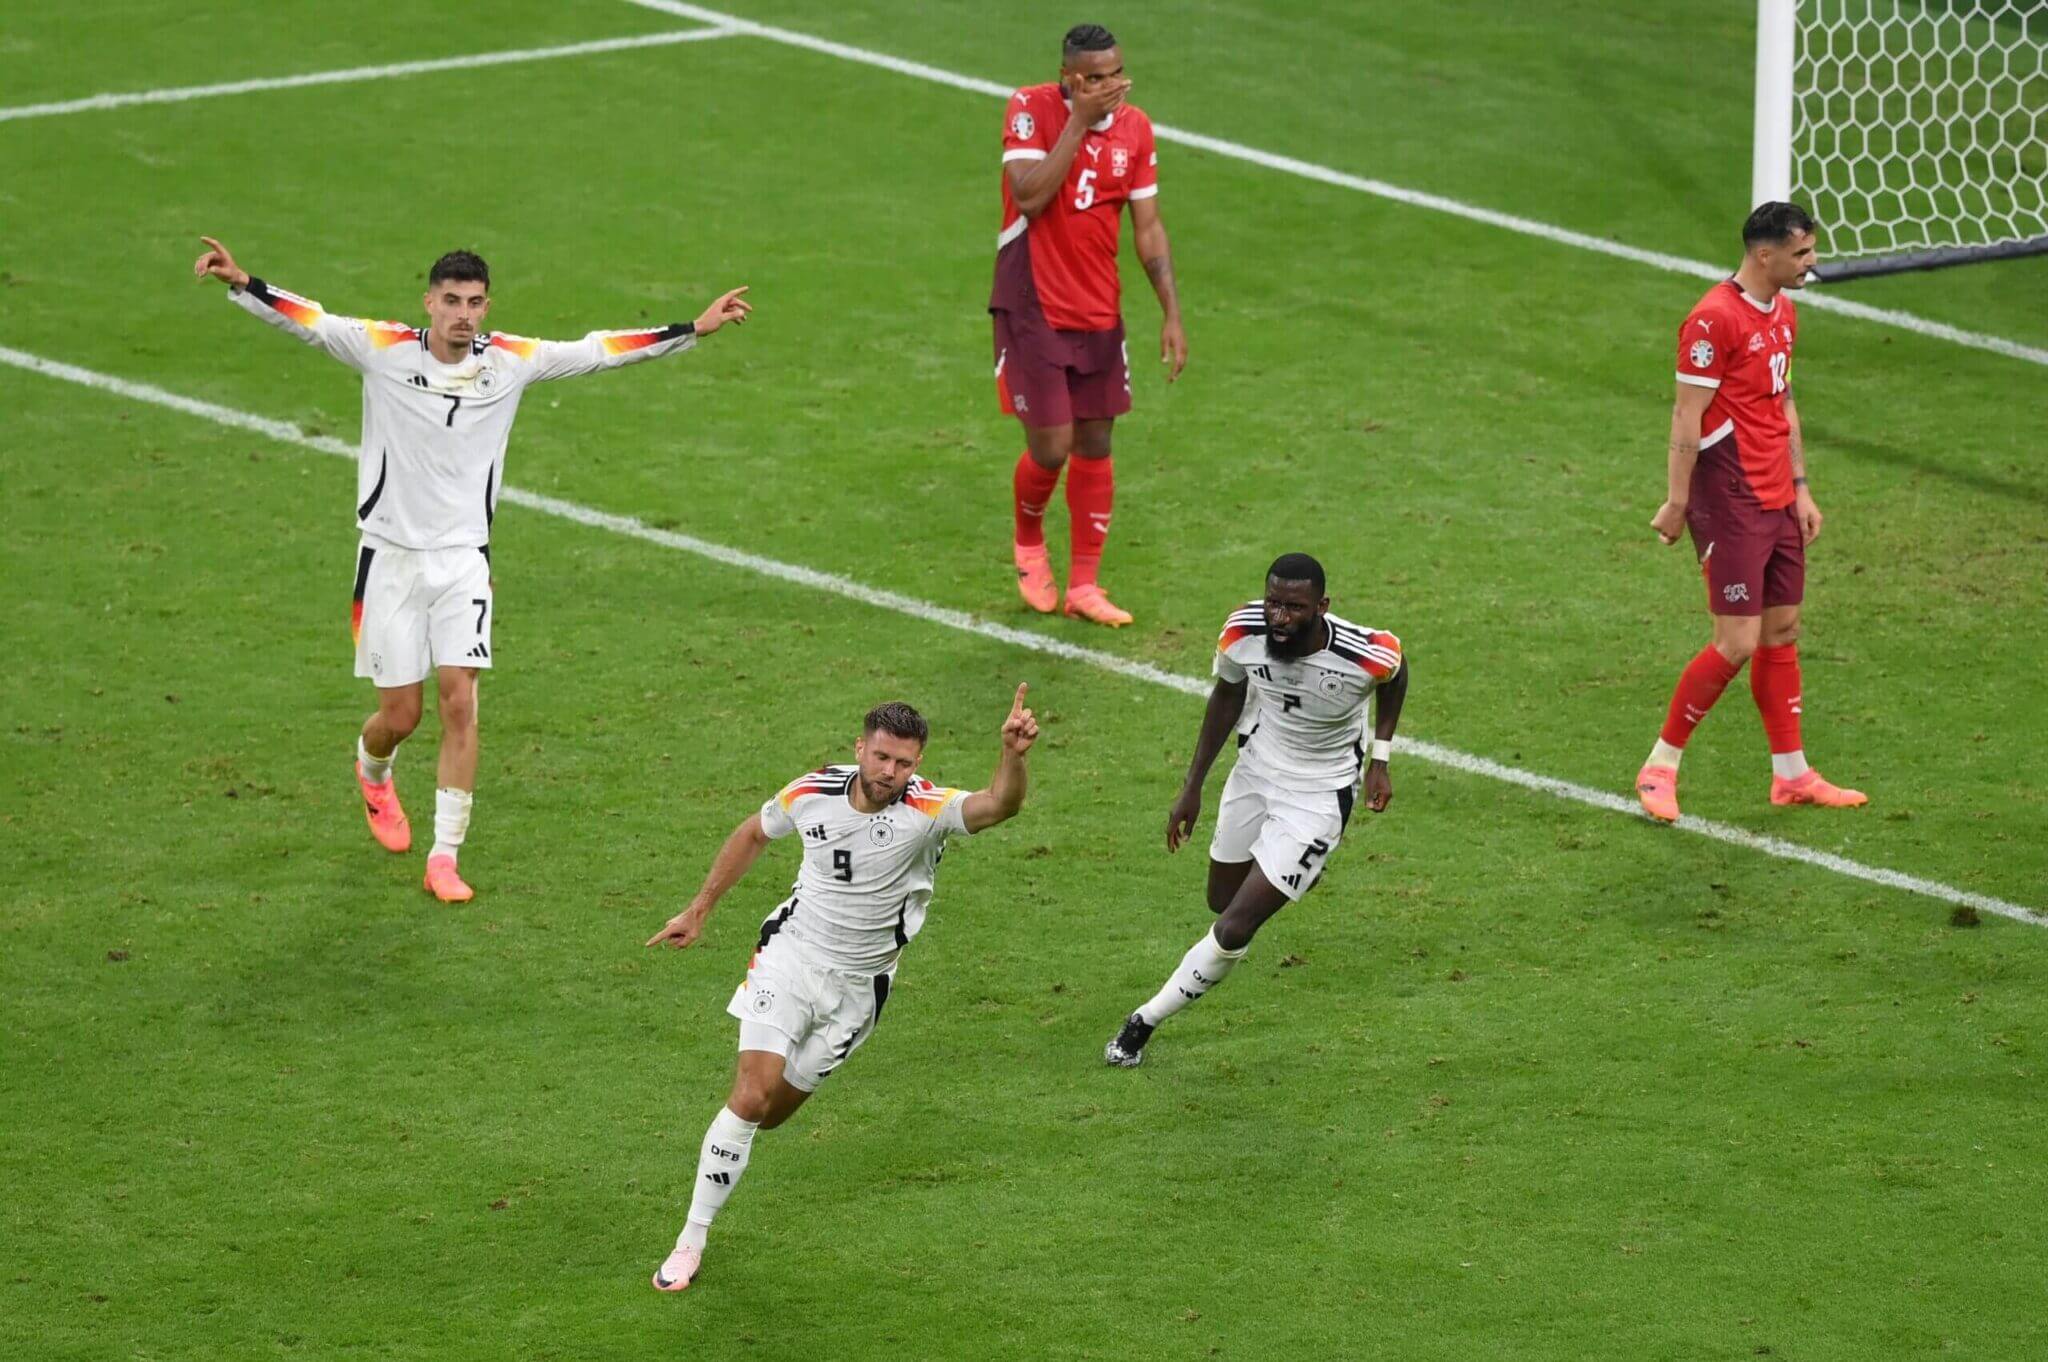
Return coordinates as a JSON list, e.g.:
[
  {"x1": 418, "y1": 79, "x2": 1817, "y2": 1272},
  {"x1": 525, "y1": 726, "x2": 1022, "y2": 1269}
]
[{"x1": 1733, "y1": 282, "x2": 1779, "y2": 314}]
